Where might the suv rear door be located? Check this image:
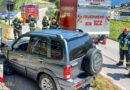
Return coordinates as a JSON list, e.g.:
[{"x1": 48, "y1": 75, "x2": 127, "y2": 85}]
[{"x1": 68, "y1": 35, "x2": 93, "y2": 78}]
